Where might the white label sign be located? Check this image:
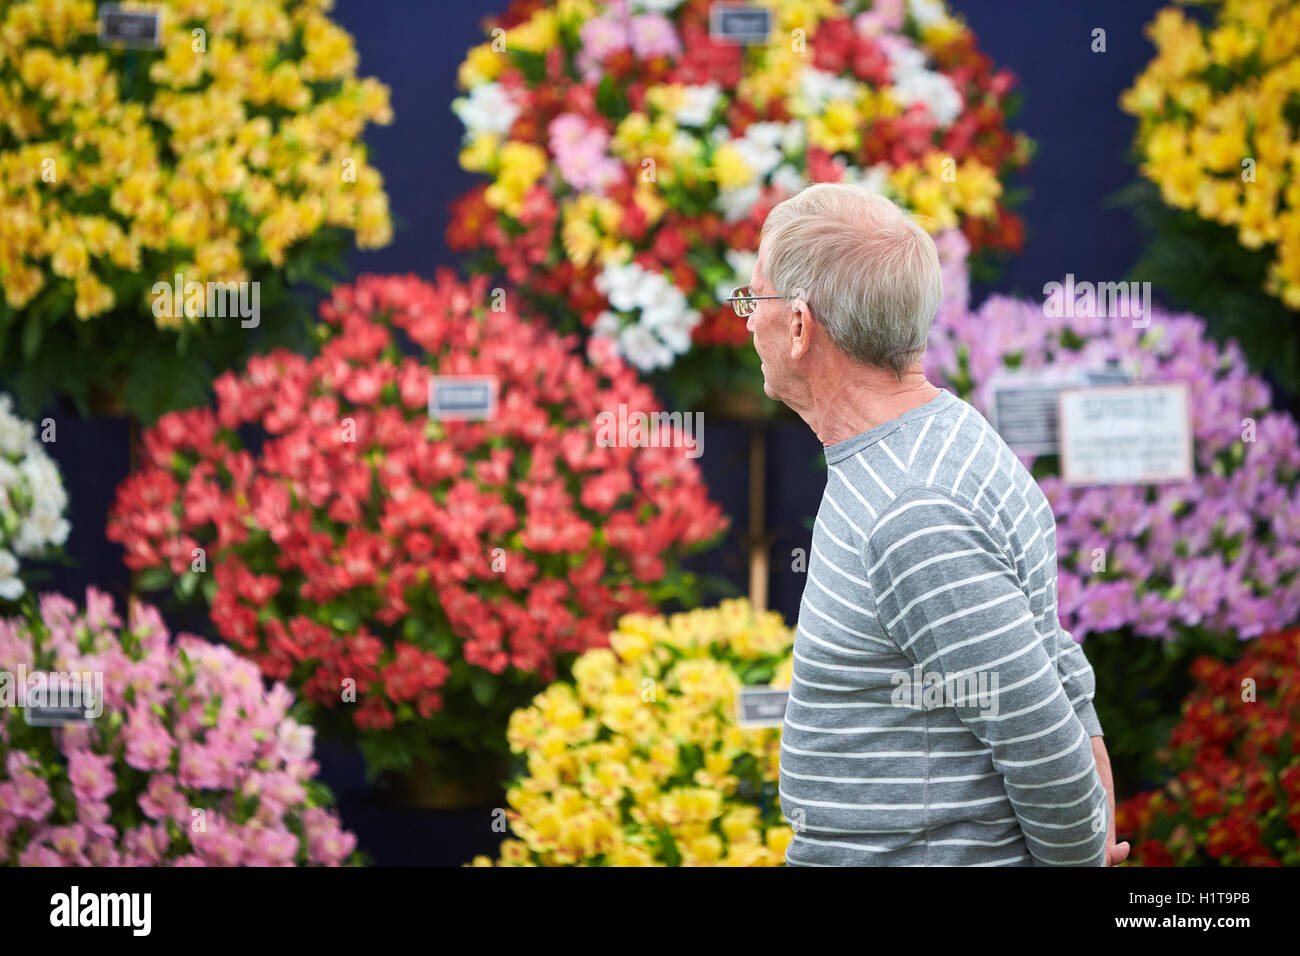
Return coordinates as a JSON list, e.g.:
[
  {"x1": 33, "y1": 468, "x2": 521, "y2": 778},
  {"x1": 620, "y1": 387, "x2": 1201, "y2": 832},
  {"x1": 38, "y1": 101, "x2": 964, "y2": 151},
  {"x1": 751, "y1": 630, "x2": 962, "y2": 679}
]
[
  {"x1": 987, "y1": 363, "x2": 1133, "y2": 456},
  {"x1": 1058, "y1": 382, "x2": 1193, "y2": 486}
]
